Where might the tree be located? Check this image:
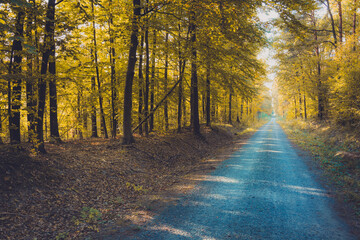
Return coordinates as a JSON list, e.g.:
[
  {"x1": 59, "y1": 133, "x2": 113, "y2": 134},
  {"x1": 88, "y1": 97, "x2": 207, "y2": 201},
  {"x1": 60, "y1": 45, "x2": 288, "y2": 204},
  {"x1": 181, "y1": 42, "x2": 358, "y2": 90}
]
[
  {"x1": 9, "y1": 7, "x2": 25, "y2": 144},
  {"x1": 122, "y1": 0, "x2": 141, "y2": 144}
]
